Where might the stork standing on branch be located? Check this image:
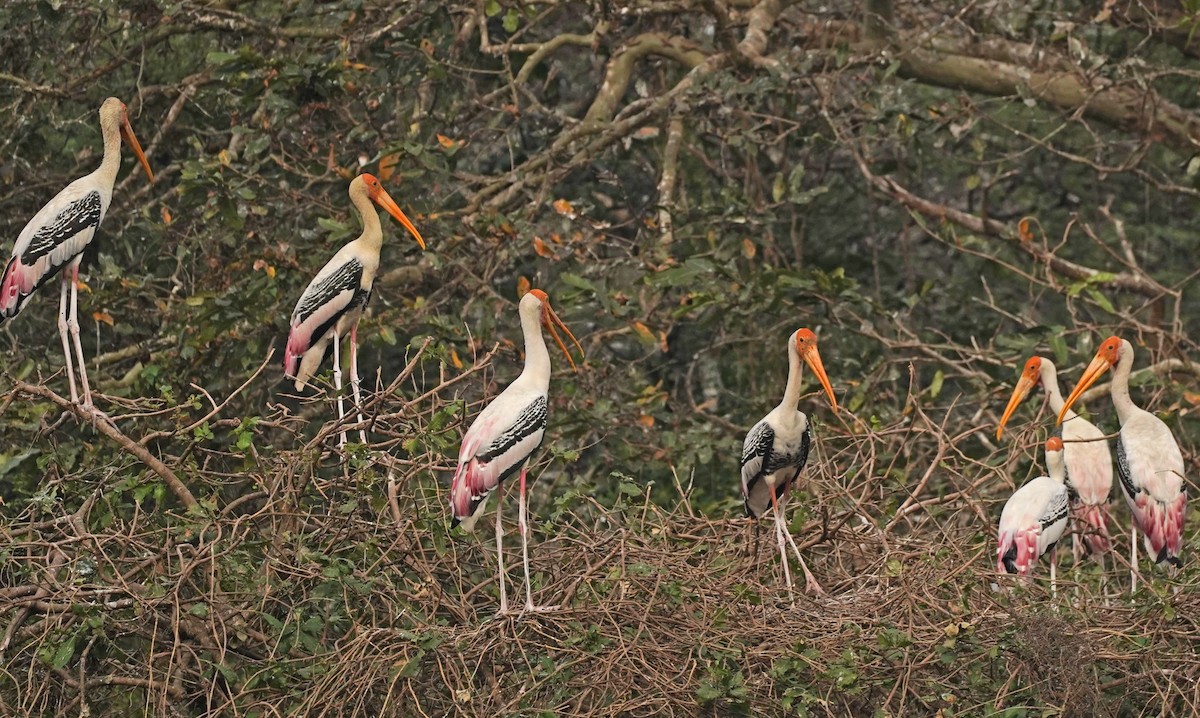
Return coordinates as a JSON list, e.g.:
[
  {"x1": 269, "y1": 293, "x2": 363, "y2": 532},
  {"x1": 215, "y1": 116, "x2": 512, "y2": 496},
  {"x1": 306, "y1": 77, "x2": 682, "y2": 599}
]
[
  {"x1": 997, "y1": 437, "x2": 1070, "y2": 596},
  {"x1": 1058, "y1": 336, "x2": 1186, "y2": 592},
  {"x1": 997, "y1": 356, "x2": 1113, "y2": 568},
  {"x1": 283, "y1": 173, "x2": 425, "y2": 448},
  {"x1": 0, "y1": 97, "x2": 154, "y2": 411},
  {"x1": 450, "y1": 289, "x2": 584, "y2": 615},
  {"x1": 741, "y1": 328, "x2": 837, "y2": 599}
]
